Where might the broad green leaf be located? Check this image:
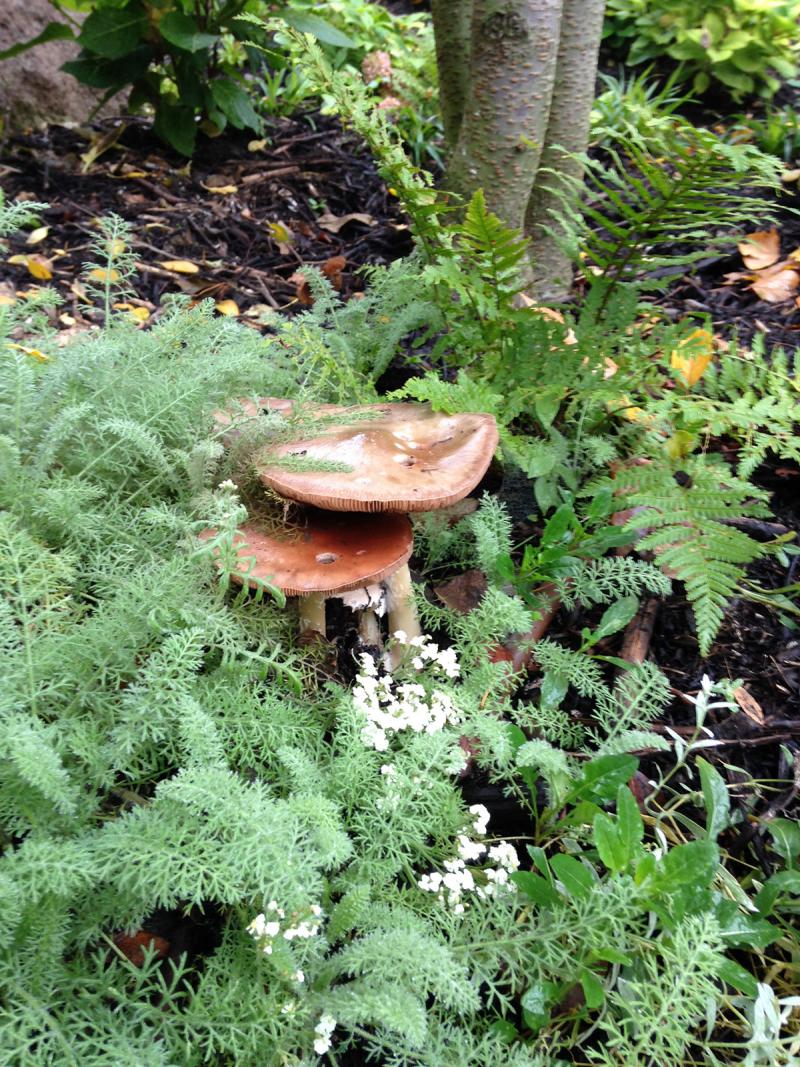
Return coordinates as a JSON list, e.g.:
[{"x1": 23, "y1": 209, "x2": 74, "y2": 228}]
[
  {"x1": 716, "y1": 958, "x2": 758, "y2": 997},
  {"x1": 211, "y1": 78, "x2": 261, "y2": 132},
  {"x1": 697, "y1": 757, "x2": 730, "y2": 840},
  {"x1": 521, "y1": 981, "x2": 557, "y2": 1033},
  {"x1": 768, "y1": 818, "x2": 800, "y2": 862},
  {"x1": 540, "y1": 670, "x2": 568, "y2": 710},
  {"x1": 713, "y1": 898, "x2": 778, "y2": 949},
  {"x1": 580, "y1": 968, "x2": 605, "y2": 1009},
  {"x1": 572, "y1": 753, "x2": 638, "y2": 802},
  {"x1": 542, "y1": 504, "x2": 577, "y2": 547},
  {"x1": 755, "y1": 870, "x2": 800, "y2": 916},
  {"x1": 616, "y1": 784, "x2": 644, "y2": 860},
  {"x1": 153, "y1": 103, "x2": 197, "y2": 157},
  {"x1": 160, "y1": 11, "x2": 217, "y2": 52},
  {"x1": 534, "y1": 386, "x2": 563, "y2": 430},
  {"x1": 658, "y1": 840, "x2": 719, "y2": 889},
  {"x1": 282, "y1": 12, "x2": 356, "y2": 48},
  {"x1": 593, "y1": 812, "x2": 627, "y2": 874},
  {"x1": 550, "y1": 853, "x2": 594, "y2": 898},
  {"x1": 510, "y1": 871, "x2": 559, "y2": 907},
  {"x1": 0, "y1": 21, "x2": 73, "y2": 61},
  {"x1": 79, "y1": 8, "x2": 147, "y2": 59},
  {"x1": 591, "y1": 945, "x2": 633, "y2": 966},
  {"x1": 592, "y1": 596, "x2": 640, "y2": 642}
]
